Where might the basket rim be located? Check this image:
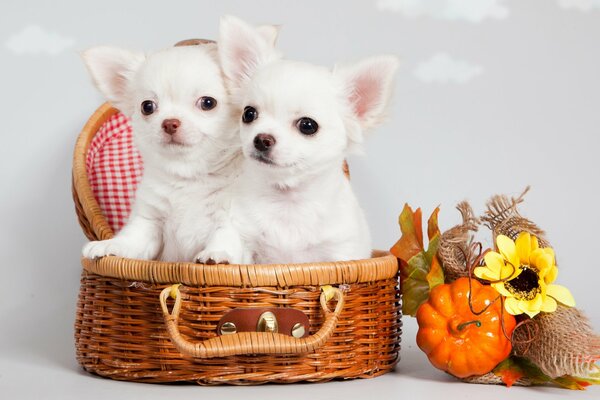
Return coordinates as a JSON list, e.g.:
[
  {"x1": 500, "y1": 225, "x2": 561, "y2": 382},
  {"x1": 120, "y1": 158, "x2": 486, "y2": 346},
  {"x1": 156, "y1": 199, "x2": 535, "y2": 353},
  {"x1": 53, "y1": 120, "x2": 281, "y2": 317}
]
[
  {"x1": 82, "y1": 250, "x2": 398, "y2": 287},
  {"x1": 73, "y1": 102, "x2": 118, "y2": 241}
]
